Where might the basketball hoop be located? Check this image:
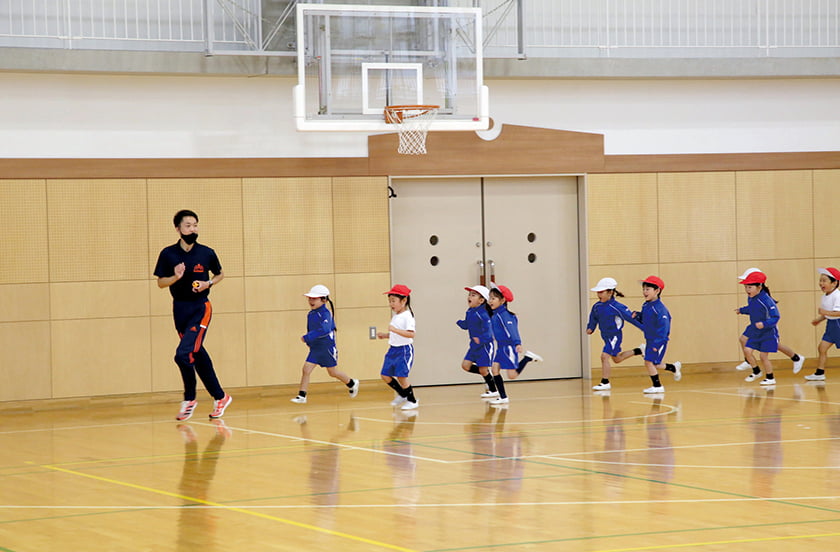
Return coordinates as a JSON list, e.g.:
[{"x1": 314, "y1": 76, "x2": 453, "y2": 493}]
[{"x1": 384, "y1": 105, "x2": 439, "y2": 155}]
